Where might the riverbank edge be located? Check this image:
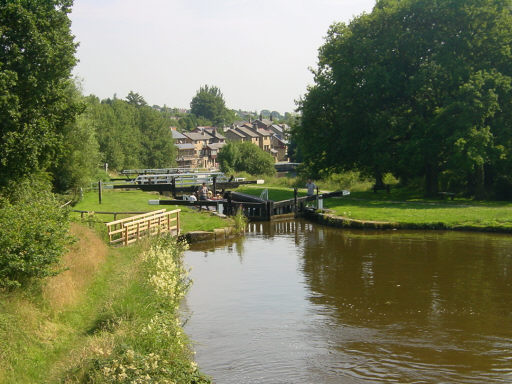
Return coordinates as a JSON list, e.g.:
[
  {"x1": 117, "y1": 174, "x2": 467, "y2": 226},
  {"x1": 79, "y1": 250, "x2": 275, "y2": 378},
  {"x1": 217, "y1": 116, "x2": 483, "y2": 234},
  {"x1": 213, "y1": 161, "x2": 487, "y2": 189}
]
[
  {"x1": 0, "y1": 224, "x2": 211, "y2": 383},
  {"x1": 303, "y1": 209, "x2": 512, "y2": 234},
  {"x1": 180, "y1": 225, "x2": 240, "y2": 243}
]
